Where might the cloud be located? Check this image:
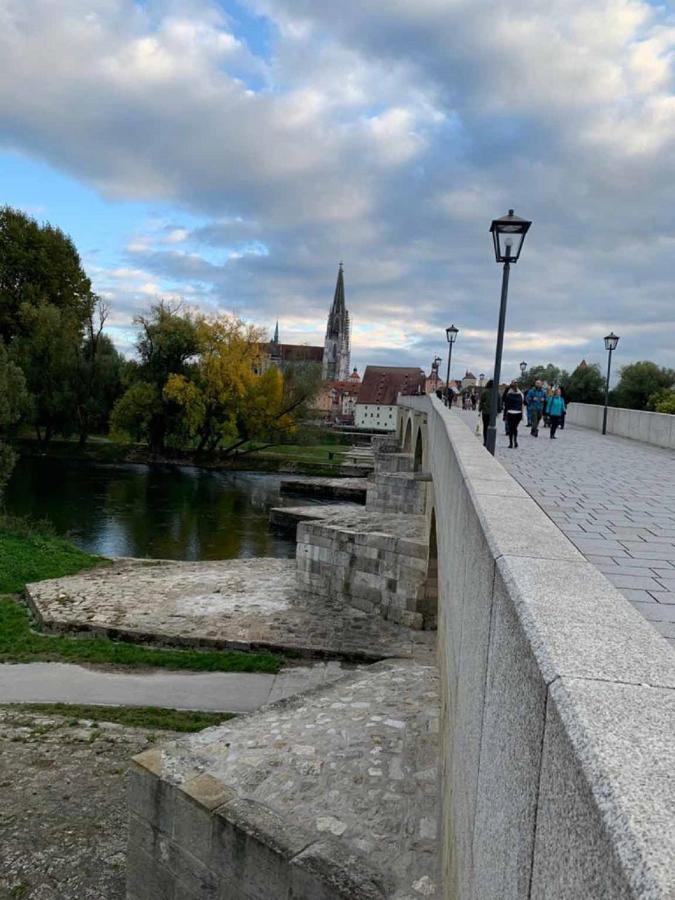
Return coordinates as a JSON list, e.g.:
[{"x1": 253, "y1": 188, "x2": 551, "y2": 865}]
[{"x1": 0, "y1": 0, "x2": 674, "y2": 377}]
